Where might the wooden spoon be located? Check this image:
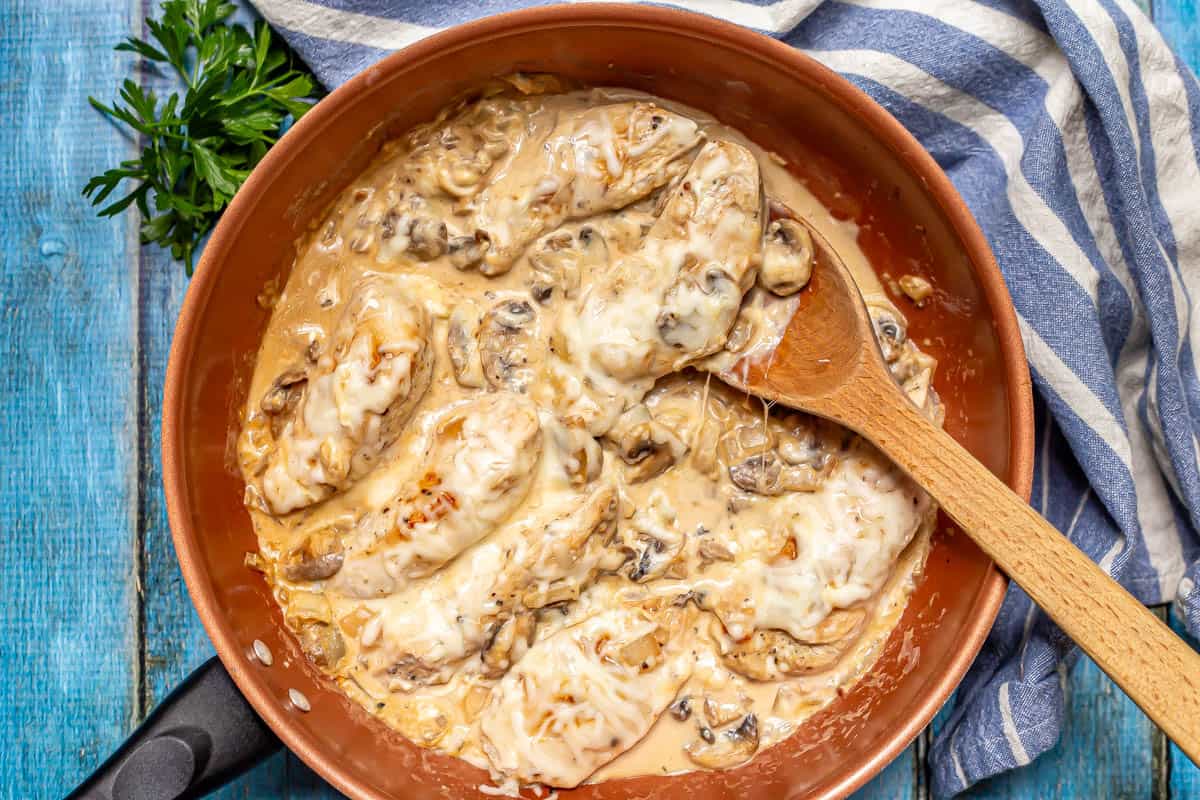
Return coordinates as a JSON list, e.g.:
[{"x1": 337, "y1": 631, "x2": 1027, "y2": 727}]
[{"x1": 720, "y1": 217, "x2": 1200, "y2": 764}]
